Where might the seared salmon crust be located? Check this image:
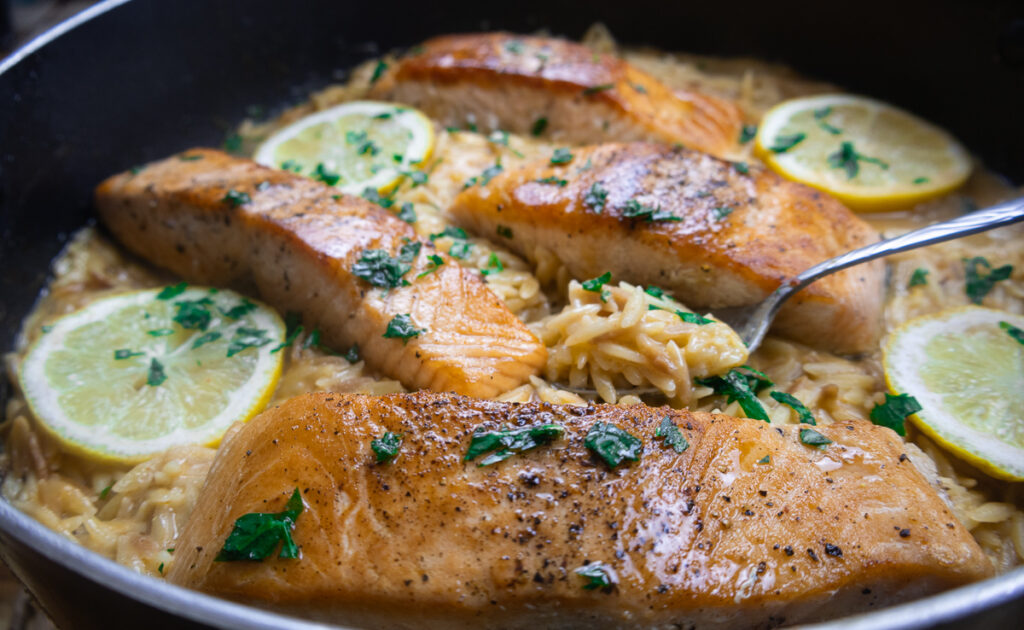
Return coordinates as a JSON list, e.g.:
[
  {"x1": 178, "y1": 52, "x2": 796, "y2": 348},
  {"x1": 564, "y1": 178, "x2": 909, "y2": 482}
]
[
  {"x1": 169, "y1": 392, "x2": 991, "y2": 629},
  {"x1": 370, "y1": 32, "x2": 743, "y2": 158}
]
